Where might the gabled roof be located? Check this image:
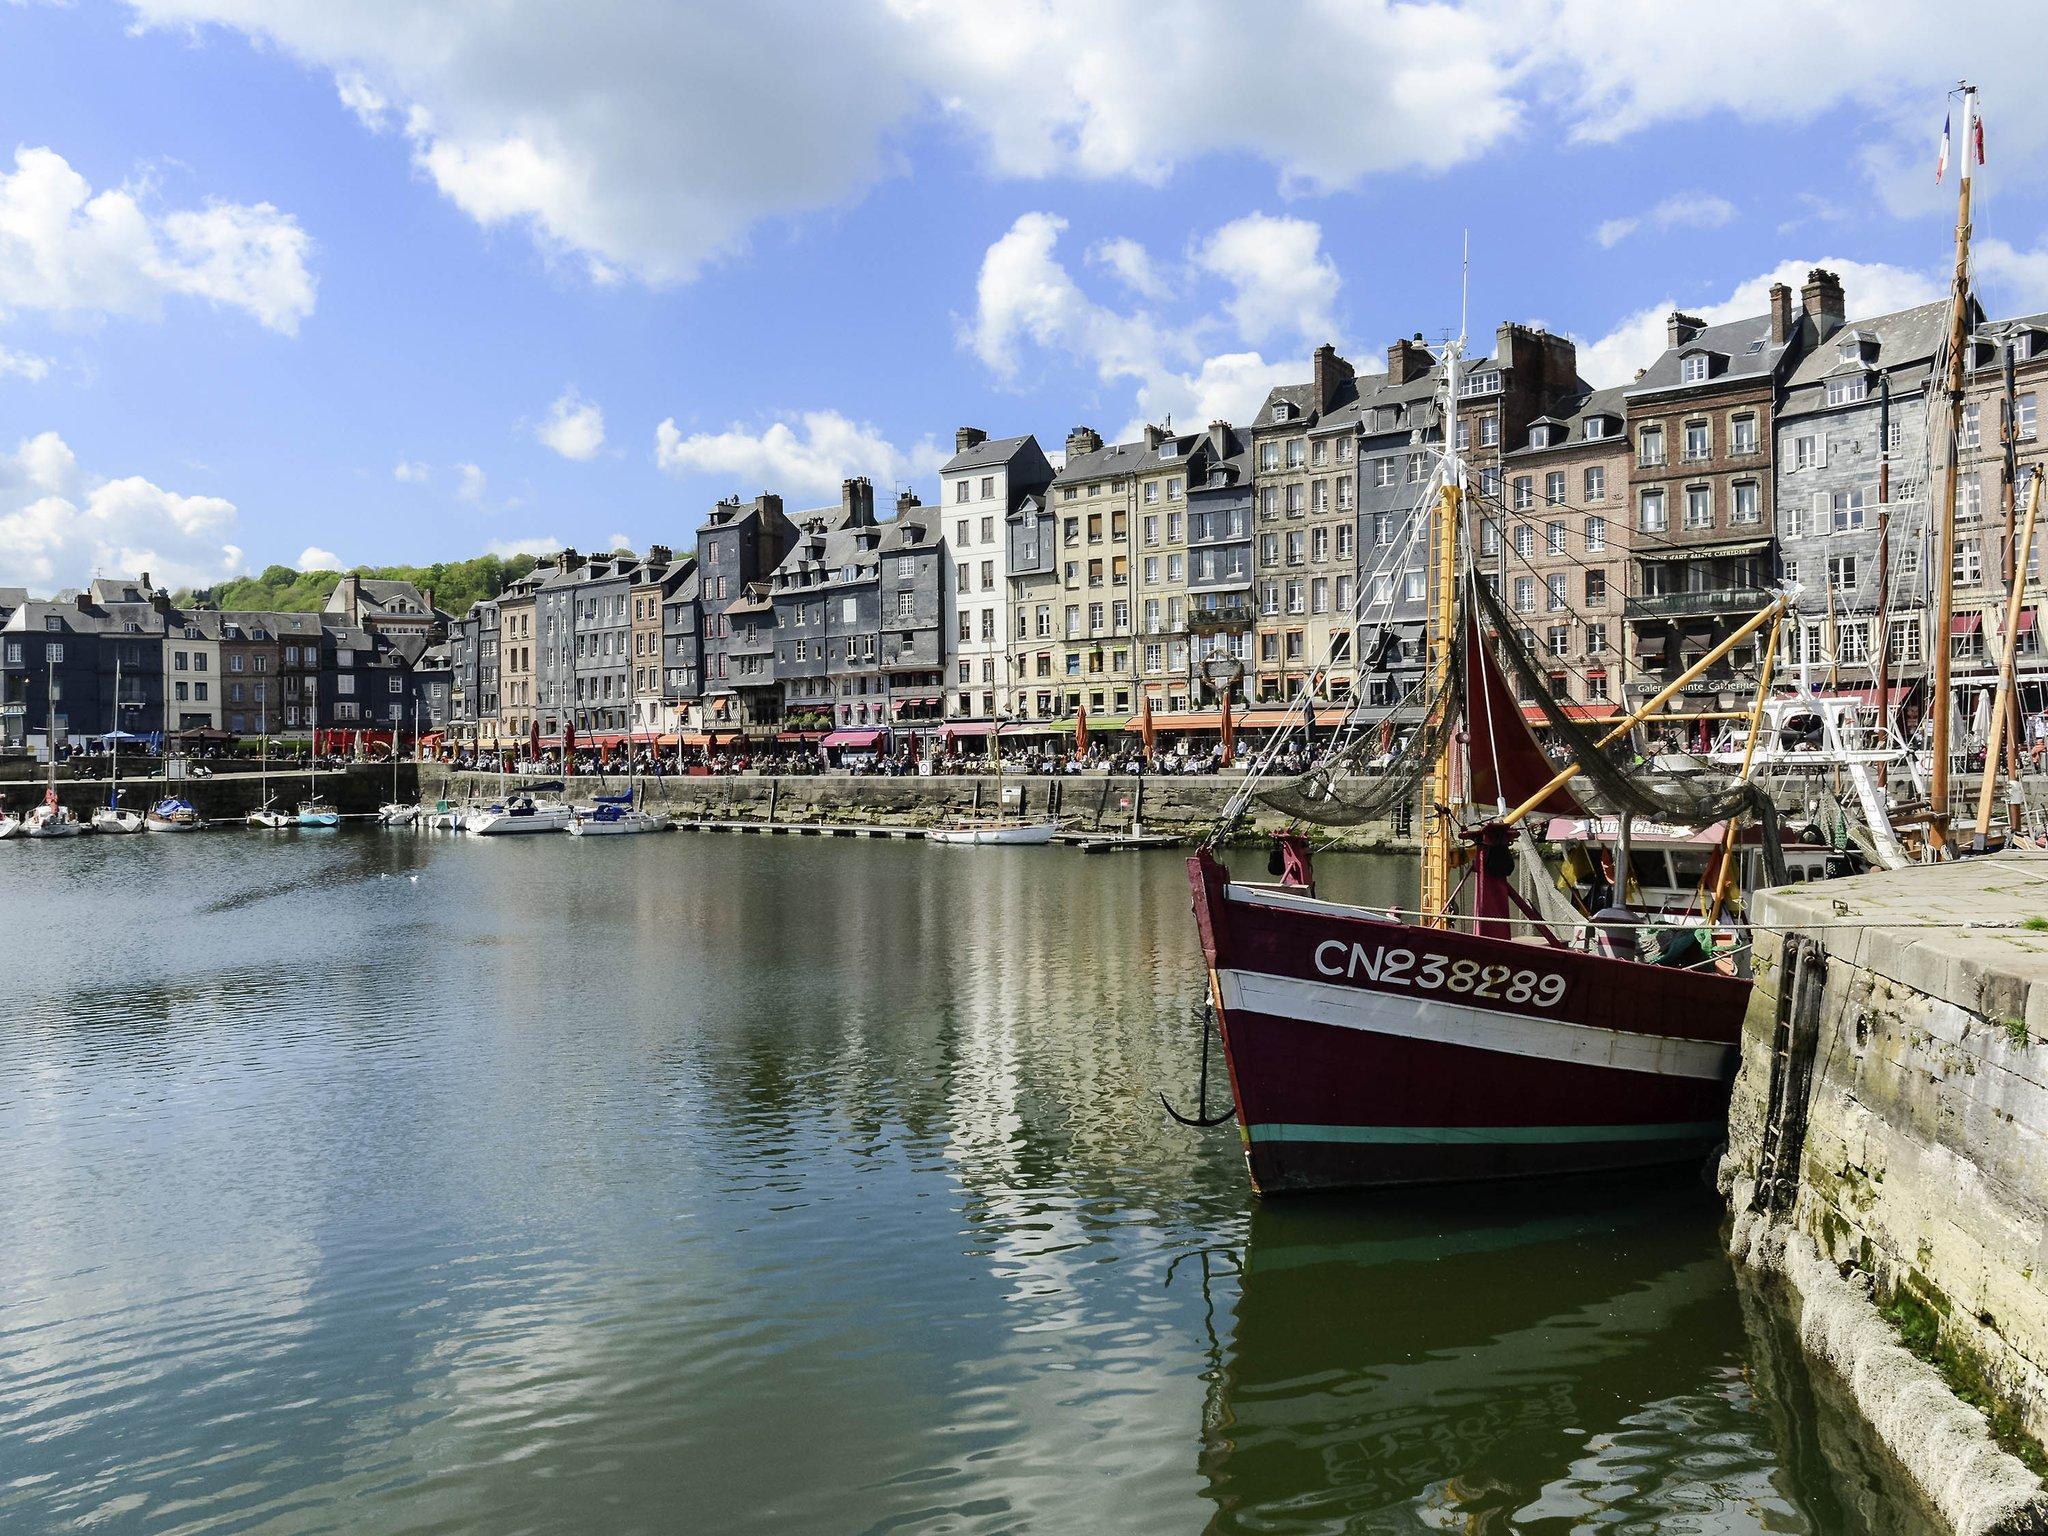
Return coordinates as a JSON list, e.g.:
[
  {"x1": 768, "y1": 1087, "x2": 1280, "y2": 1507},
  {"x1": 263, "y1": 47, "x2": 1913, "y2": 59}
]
[
  {"x1": 1504, "y1": 385, "x2": 1631, "y2": 456},
  {"x1": 1779, "y1": 300, "x2": 1949, "y2": 415},
  {"x1": 943, "y1": 433, "x2": 1039, "y2": 474},
  {"x1": 1627, "y1": 313, "x2": 1790, "y2": 397}
]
